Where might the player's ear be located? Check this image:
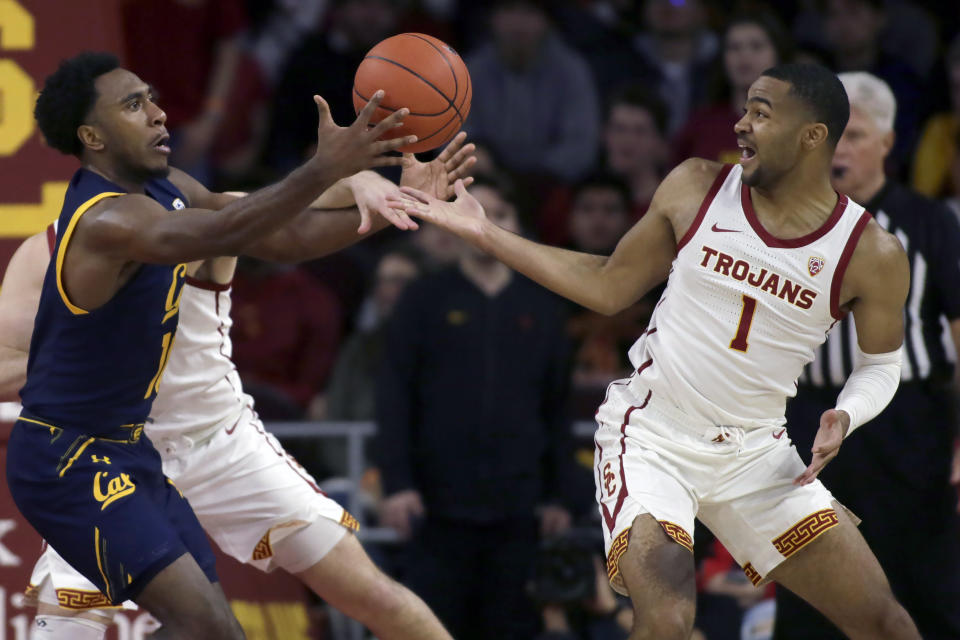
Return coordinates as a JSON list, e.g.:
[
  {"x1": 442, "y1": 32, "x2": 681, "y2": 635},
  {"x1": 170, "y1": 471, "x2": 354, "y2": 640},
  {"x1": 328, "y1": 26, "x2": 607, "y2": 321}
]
[
  {"x1": 77, "y1": 124, "x2": 105, "y2": 152},
  {"x1": 802, "y1": 123, "x2": 829, "y2": 151}
]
